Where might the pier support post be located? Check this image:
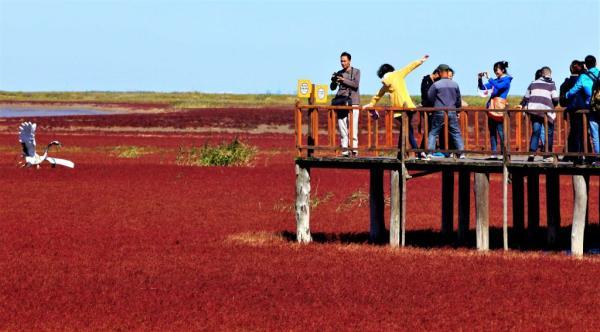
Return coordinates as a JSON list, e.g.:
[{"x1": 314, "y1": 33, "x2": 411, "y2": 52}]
[
  {"x1": 527, "y1": 174, "x2": 540, "y2": 243},
  {"x1": 390, "y1": 170, "x2": 400, "y2": 247},
  {"x1": 502, "y1": 165, "x2": 509, "y2": 250},
  {"x1": 390, "y1": 167, "x2": 408, "y2": 247},
  {"x1": 295, "y1": 164, "x2": 312, "y2": 243},
  {"x1": 441, "y1": 170, "x2": 454, "y2": 237},
  {"x1": 546, "y1": 174, "x2": 561, "y2": 247},
  {"x1": 370, "y1": 168, "x2": 386, "y2": 243},
  {"x1": 572, "y1": 175, "x2": 587, "y2": 256},
  {"x1": 511, "y1": 173, "x2": 525, "y2": 247},
  {"x1": 474, "y1": 173, "x2": 489, "y2": 251},
  {"x1": 457, "y1": 171, "x2": 471, "y2": 245}
]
